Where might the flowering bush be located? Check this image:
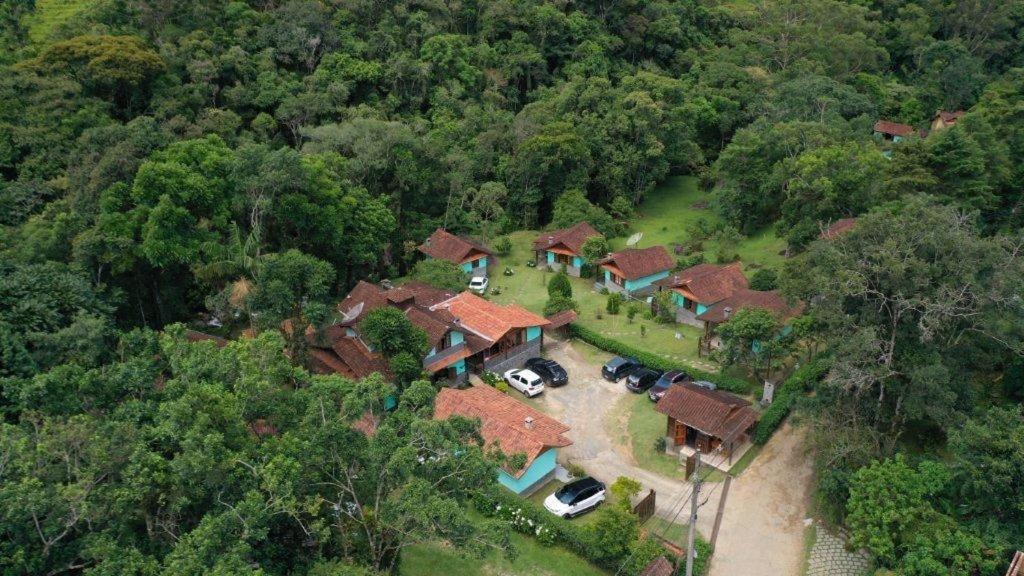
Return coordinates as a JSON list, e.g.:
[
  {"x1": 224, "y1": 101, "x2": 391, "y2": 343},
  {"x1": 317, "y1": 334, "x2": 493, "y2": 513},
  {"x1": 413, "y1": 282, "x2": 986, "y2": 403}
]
[{"x1": 493, "y1": 503, "x2": 557, "y2": 546}]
